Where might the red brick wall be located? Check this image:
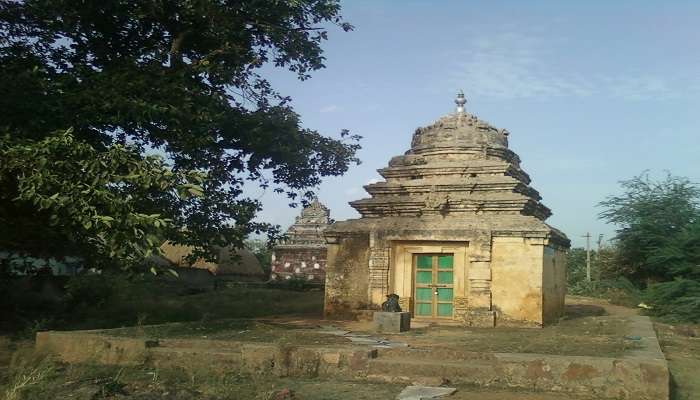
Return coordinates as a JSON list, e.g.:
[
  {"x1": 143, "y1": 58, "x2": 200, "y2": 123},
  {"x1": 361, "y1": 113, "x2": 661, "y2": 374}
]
[{"x1": 270, "y1": 247, "x2": 327, "y2": 284}]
